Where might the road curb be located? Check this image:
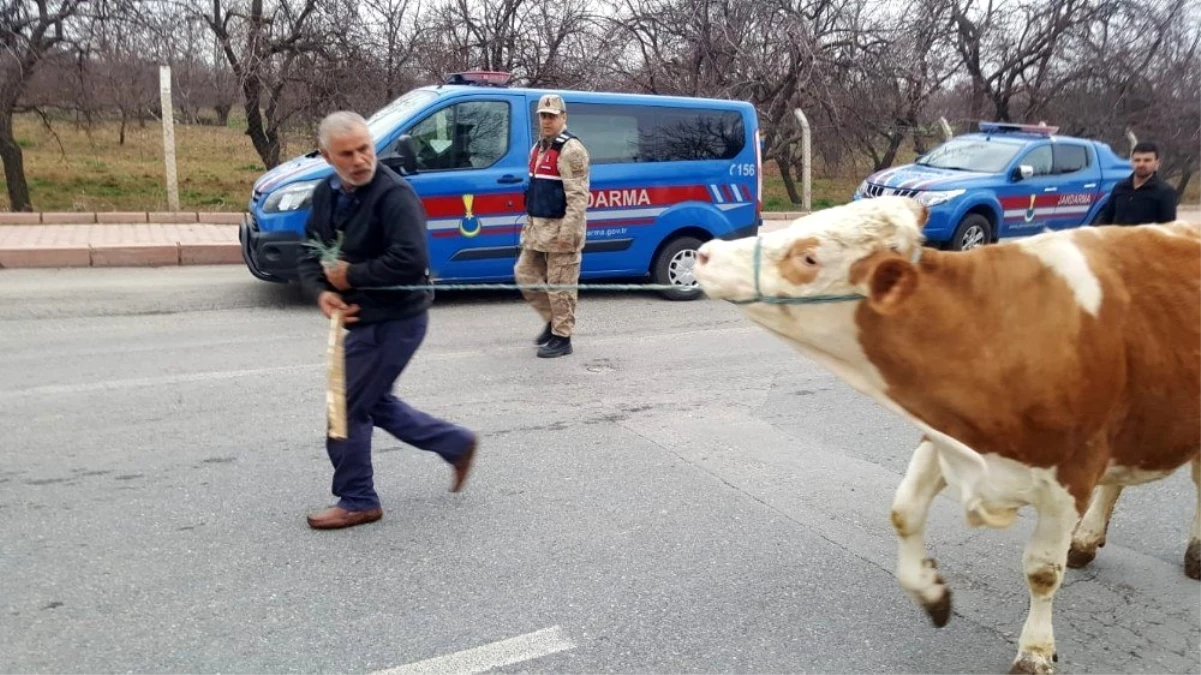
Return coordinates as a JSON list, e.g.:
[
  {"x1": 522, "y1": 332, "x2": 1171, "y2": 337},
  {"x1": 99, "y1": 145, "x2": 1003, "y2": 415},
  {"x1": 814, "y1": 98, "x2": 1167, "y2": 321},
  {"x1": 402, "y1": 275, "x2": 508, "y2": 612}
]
[
  {"x1": 0, "y1": 242, "x2": 243, "y2": 269},
  {"x1": 0, "y1": 246, "x2": 92, "y2": 269},
  {"x1": 180, "y1": 242, "x2": 244, "y2": 265}
]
